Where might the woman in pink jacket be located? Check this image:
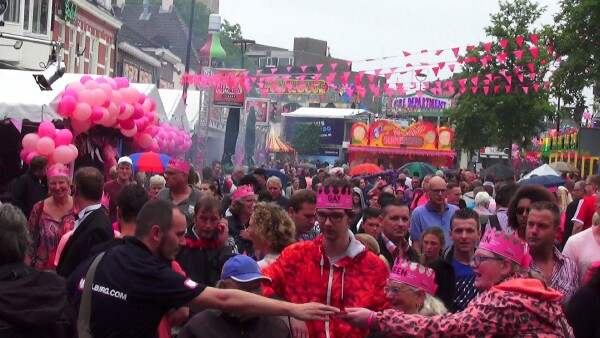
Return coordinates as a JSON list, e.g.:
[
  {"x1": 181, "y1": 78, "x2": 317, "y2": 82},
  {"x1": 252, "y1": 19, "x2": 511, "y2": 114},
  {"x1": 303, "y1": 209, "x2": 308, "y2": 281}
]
[{"x1": 341, "y1": 228, "x2": 574, "y2": 337}]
